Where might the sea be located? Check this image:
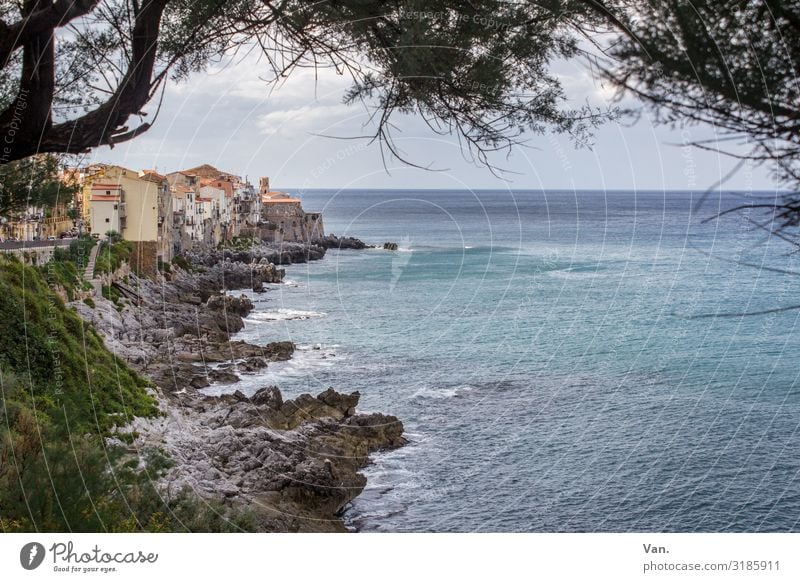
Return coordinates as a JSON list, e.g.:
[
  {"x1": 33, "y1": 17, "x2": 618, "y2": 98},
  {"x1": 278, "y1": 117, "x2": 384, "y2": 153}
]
[{"x1": 202, "y1": 189, "x2": 800, "y2": 532}]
